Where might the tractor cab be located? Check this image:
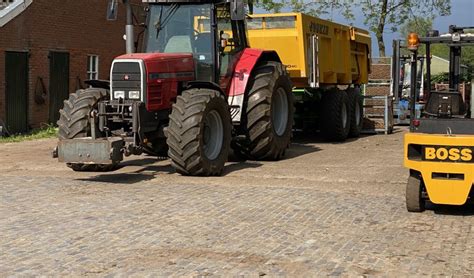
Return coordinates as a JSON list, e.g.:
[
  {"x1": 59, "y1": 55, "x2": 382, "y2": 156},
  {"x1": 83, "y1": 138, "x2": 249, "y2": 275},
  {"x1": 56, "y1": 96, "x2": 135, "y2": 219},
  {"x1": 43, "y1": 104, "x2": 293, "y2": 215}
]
[{"x1": 139, "y1": 0, "x2": 247, "y2": 87}]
